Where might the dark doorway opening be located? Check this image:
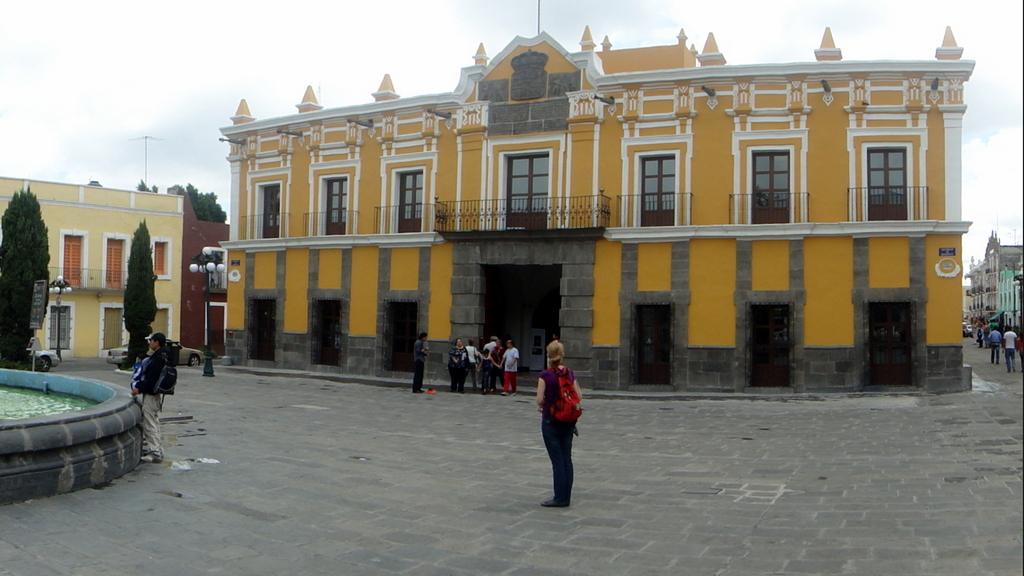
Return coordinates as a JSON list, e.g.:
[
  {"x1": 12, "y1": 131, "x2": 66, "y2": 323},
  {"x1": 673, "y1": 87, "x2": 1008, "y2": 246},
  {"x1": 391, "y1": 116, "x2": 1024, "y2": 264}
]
[
  {"x1": 481, "y1": 264, "x2": 561, "y2": 372},
  {"x1": 389, "y1": 301, "x2": 418, "y2": 372},
  {"x1": 751, "y1": 304, "x2": 791, "y2": 387},
  {"x1": 869, "y1": 302, "x2": 912, "y2": 385},
  {"x1": 313, "y1": 299, "x2": 342, "y2": 366},
  {"x1": 637, "y1": 304, "x2": 671, "y2": 385},
  {"x1": 249, "y1": 298, "x2": 276, "y2": 361}
]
